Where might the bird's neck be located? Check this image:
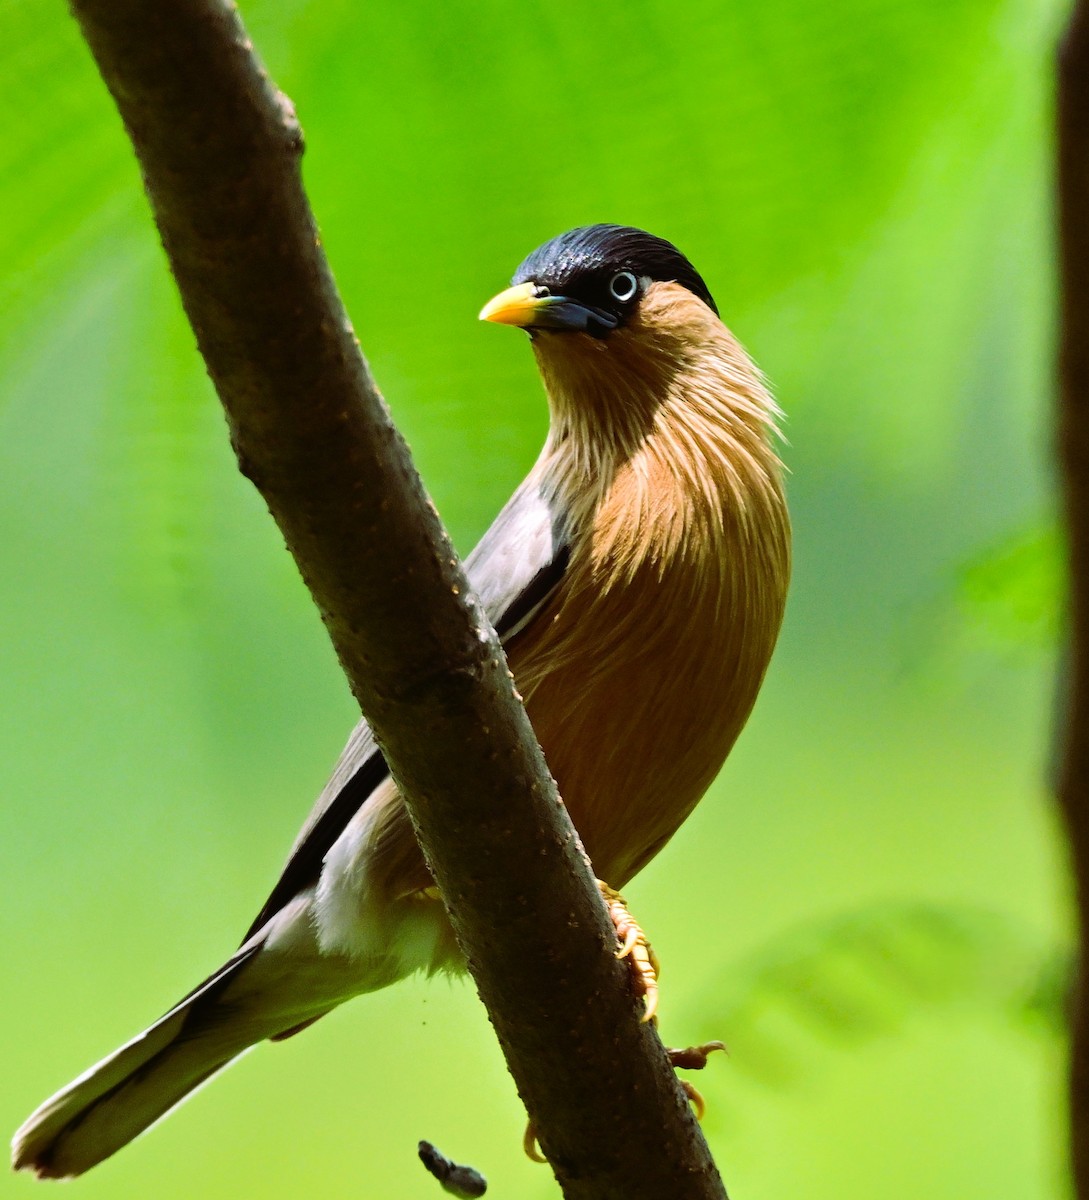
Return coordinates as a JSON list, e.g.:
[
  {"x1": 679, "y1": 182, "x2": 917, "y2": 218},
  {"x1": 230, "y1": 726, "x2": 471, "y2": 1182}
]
[{"x1": 529, "y1": 284, "x2": 786, "y2": 565}]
